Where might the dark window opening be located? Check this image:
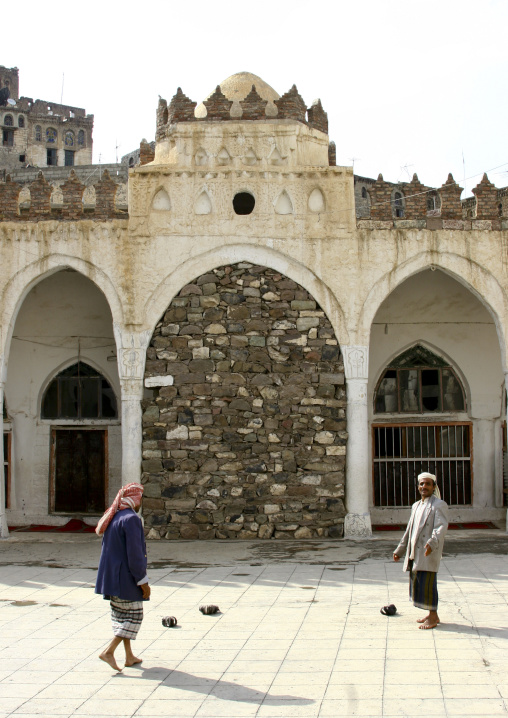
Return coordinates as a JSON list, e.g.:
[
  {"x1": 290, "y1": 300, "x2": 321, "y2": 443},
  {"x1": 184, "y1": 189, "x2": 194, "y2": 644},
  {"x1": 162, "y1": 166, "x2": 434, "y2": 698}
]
[
  {"x1": 4, "y1": 115, "x2": 13, "y2": 127},
  {"x1": 393, "y1": 192, "x2": 404, "y2": 218},
  {"x1": 47, "y1": 148, "x2": 57, "y2": 165},
  {"x1": 2, "y1": 130, "x2": 14, "y2": 147},
  {"x1": 42, "y1": 362, "x2": 117, "y2": 420},
  {"x1": 19, "y1": 154, "x2": 25, "y2": 163},
  {"x1": 18, "y1": 116, "x2": 24, "y2": 128},
  {"x1": 361, "y1": 186, "x2": 367, "y2": 199},
  {"x1": 64, "y1": 150, "x2": 74, "y2": 166},
  {"x1": 499, "y1": 203, "x2": 503, "y2": 217},
  {"x1": 375, "y1": 345, "x2": 465, "y2": 414},
  {"x1": 77, "y1": 129, "x2": 85, "y2": 146},
  {"x1": 129, "y1": 157, "x2": 135, "y2": 167},
  {"x1": 233, "y1": 192, "x2": 255, "y2": 215}
]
